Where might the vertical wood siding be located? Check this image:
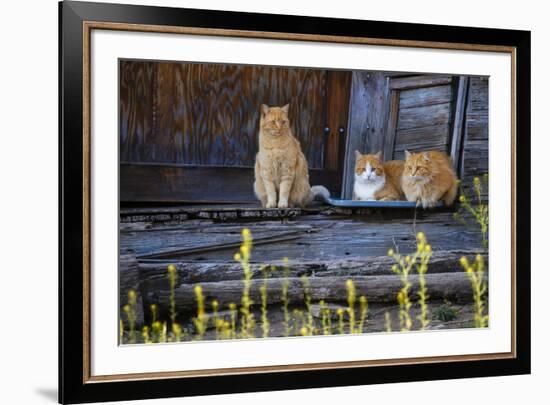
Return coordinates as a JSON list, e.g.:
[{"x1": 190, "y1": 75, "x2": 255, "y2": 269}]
[
  {"x1": 119, "y1": 60, "x2": 328, "y2": 168},
  {"x1": 119, "y1": 62, "x2": 155, "y2": 163},
  {"x1": 325, "y1": 71, "x2": 352, "y2": 170},
  {"x1": 461, "y1": 77, "x2": 489, "y2": 200},
  {"x1": 342, "y1": 72, "x2": 391, "y2": 197}
]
